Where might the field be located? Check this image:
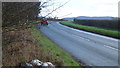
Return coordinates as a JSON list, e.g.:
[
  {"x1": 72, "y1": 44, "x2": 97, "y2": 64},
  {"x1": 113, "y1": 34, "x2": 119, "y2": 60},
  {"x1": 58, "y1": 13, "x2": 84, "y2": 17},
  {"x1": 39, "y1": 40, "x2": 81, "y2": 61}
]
[
  {"x1": 74, "y1": 19, "x2": 118, "y2": 31},
  {"x1": 60, "y1": 21, "x2": 120, "y2": 39}
]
